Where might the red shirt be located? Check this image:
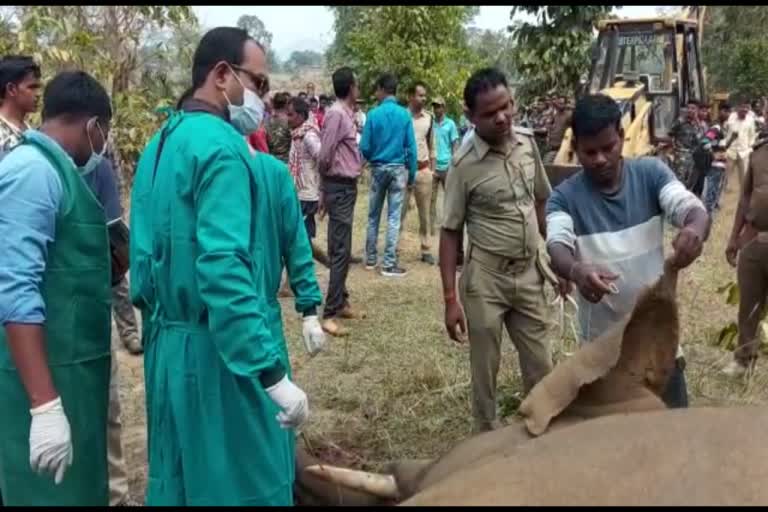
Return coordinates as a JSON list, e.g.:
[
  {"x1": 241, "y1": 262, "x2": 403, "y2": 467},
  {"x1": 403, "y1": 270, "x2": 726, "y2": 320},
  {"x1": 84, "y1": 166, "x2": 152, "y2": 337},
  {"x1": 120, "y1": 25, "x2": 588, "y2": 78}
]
[
  {"x1": 314, "y1": 110, "x2": 325, "y2": 130},
  {"x1": 248, "y1": 126, "x2": 269, "y2": 153}
]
